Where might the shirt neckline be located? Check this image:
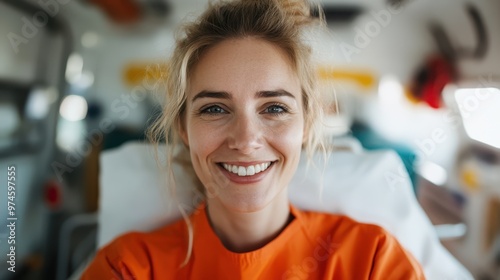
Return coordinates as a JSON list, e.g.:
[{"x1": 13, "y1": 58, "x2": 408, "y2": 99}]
[{"x1": 192, "y1": 202, "x2": 304, "y2": 264}]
